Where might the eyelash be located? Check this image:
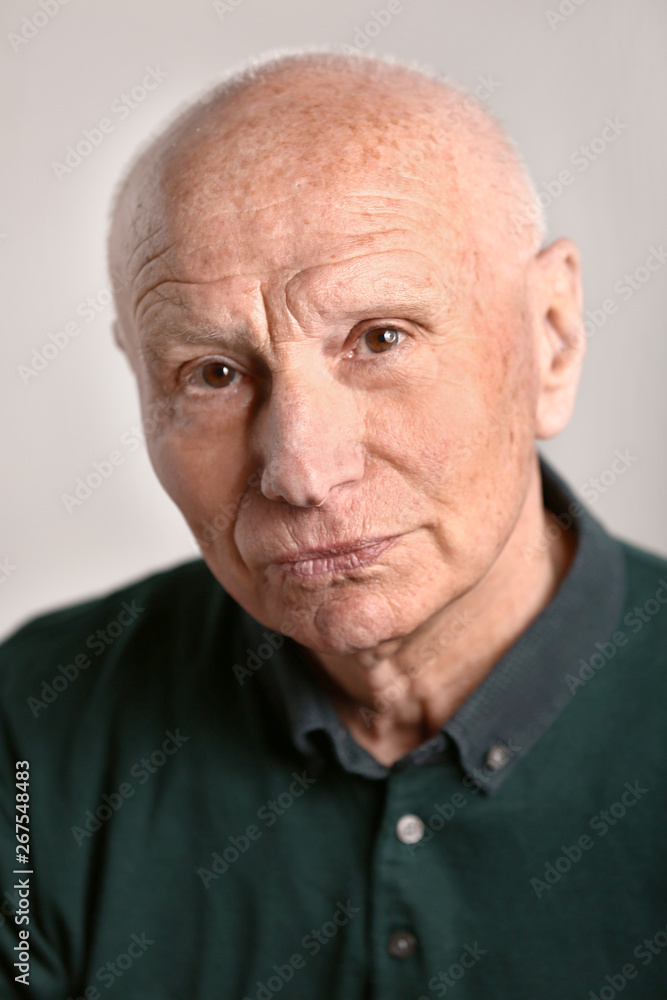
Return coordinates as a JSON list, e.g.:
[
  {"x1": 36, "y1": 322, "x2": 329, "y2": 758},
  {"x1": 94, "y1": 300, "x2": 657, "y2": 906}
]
[{"x1": 181, "y1": 324, "x2": 411, "y2": 395}]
